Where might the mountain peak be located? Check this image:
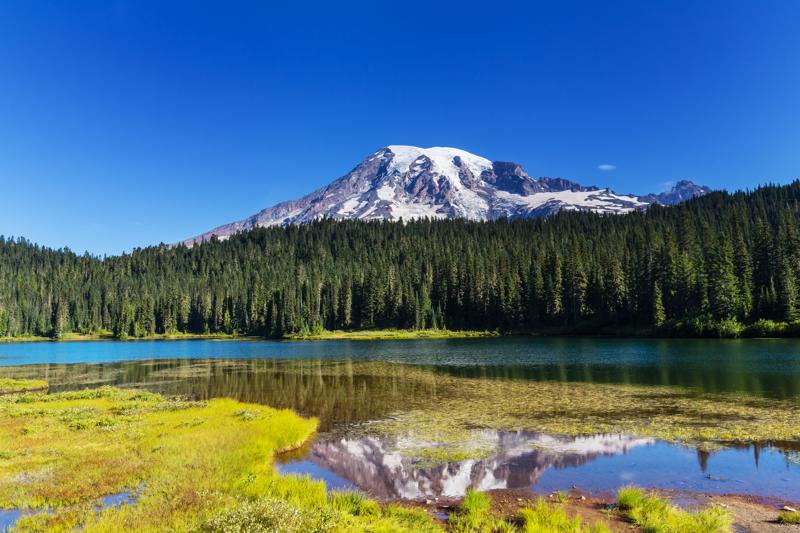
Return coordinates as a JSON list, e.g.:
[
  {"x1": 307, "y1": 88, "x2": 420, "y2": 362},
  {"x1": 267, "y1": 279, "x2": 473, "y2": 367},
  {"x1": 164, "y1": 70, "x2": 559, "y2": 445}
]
[
  {"x1": 182, "y1": 147, "x2": 712, "y2": 246},
  {"x1": 381, "y1": 145, "x2": 493, "y2": 178},
  {"x1": 637, "y1": 180, "x2": 713, "y2": 205}
]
